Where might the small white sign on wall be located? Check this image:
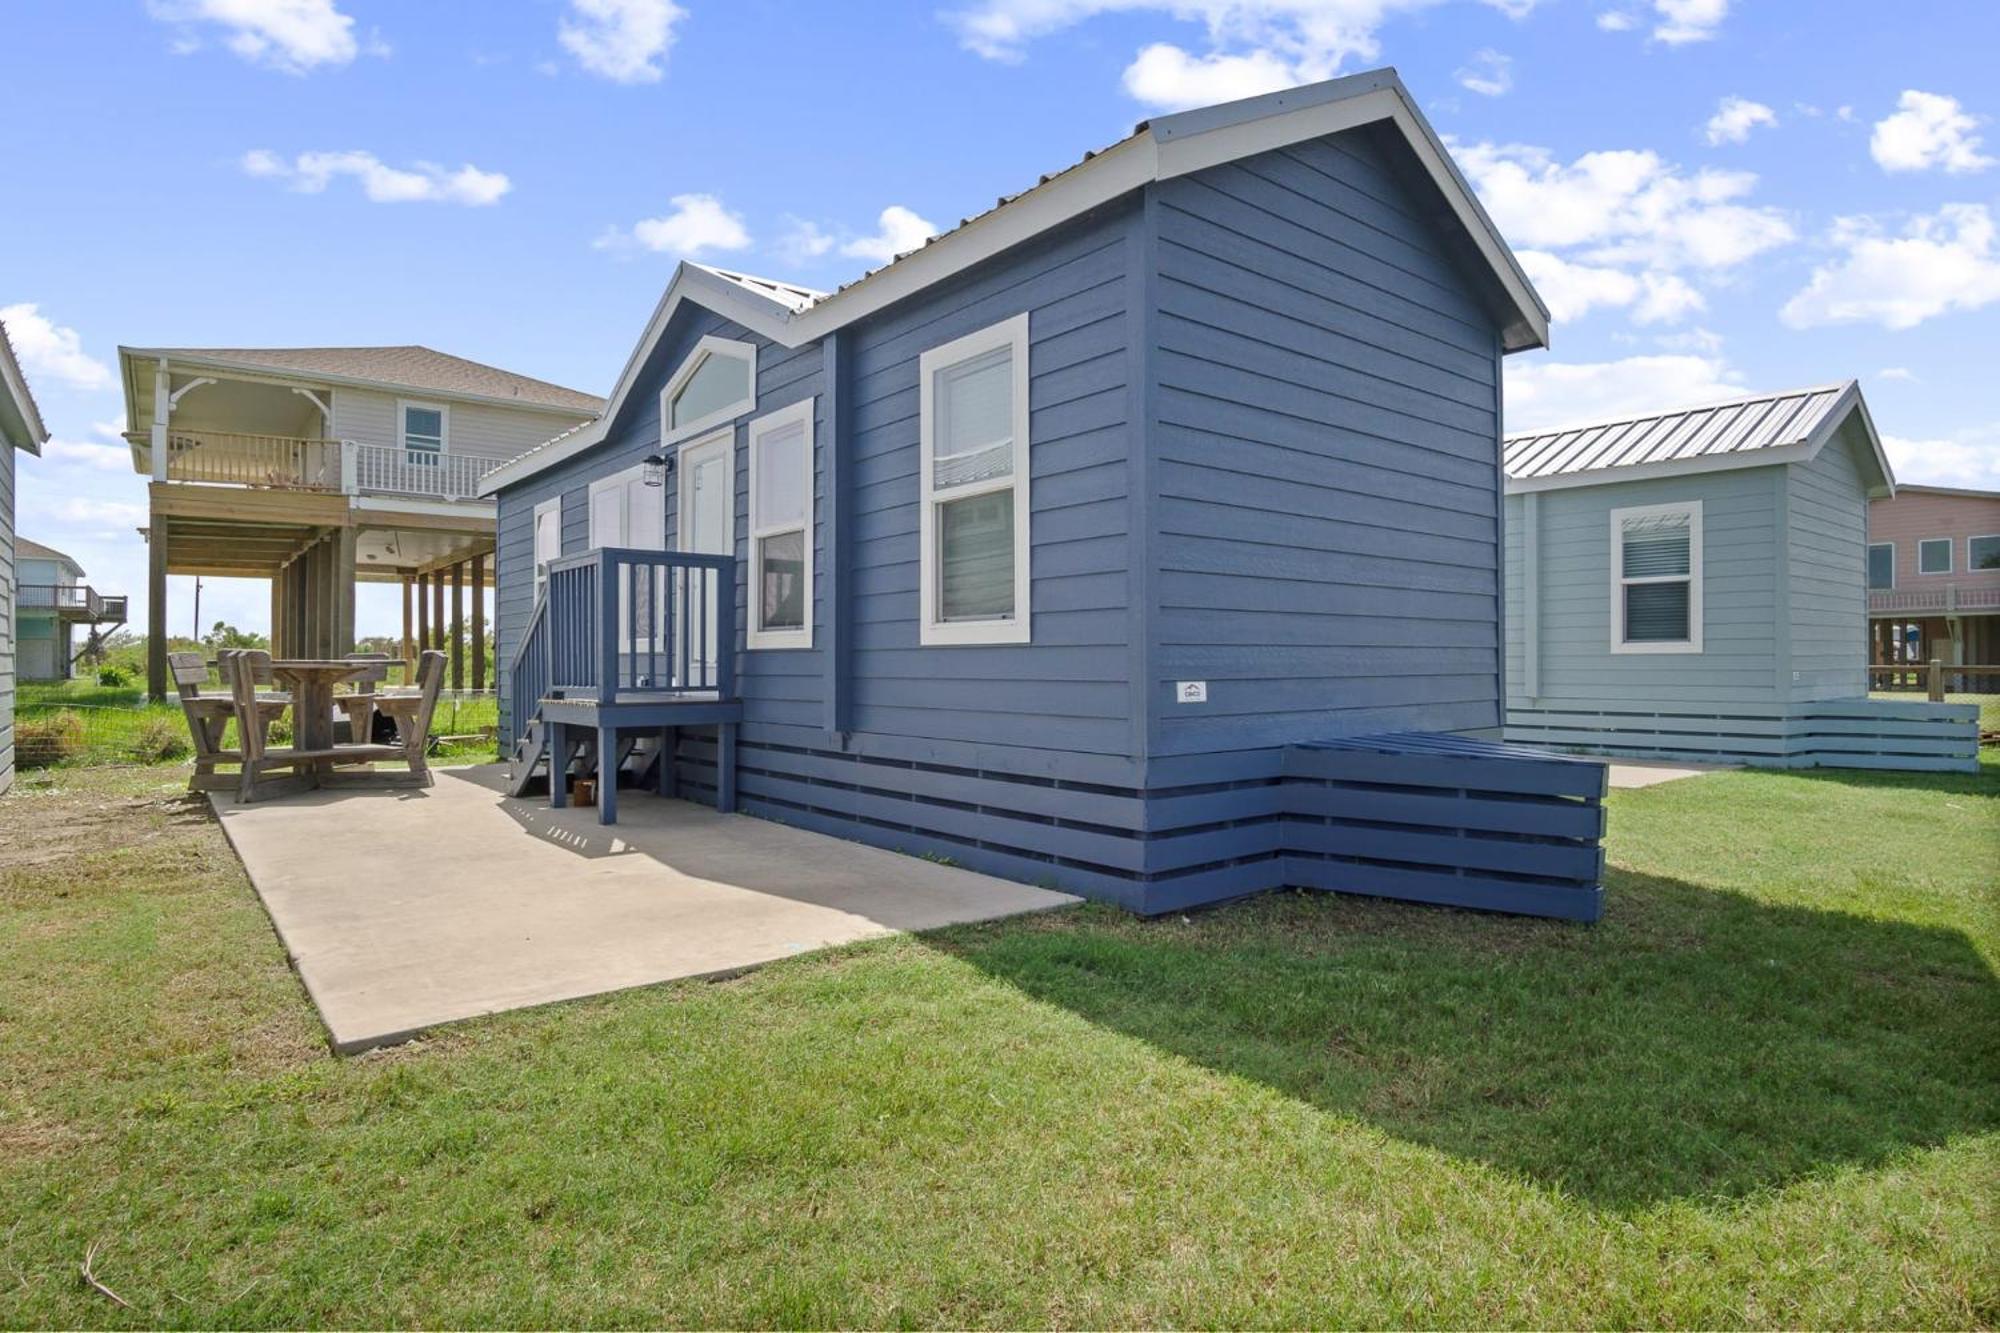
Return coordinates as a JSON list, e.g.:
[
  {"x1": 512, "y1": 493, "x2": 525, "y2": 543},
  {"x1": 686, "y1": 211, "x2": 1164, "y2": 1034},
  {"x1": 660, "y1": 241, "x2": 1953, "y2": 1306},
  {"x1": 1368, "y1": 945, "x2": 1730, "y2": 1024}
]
[{"x1": 1176, "y1": 680, "x2": 1208, "y2": 704}]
